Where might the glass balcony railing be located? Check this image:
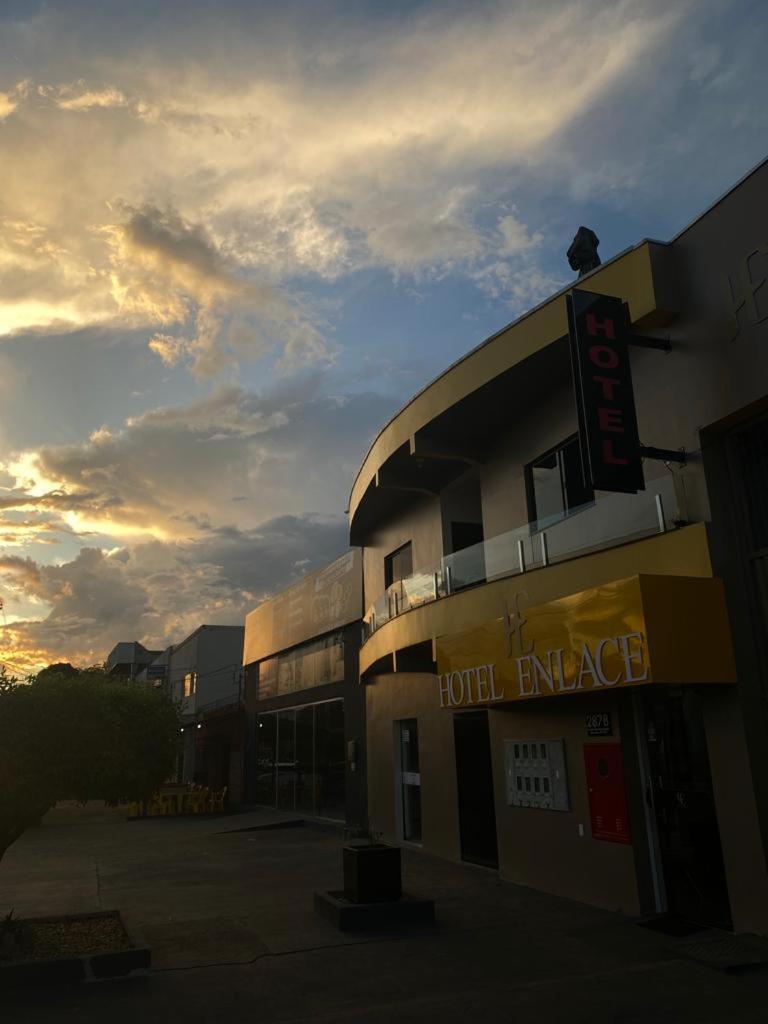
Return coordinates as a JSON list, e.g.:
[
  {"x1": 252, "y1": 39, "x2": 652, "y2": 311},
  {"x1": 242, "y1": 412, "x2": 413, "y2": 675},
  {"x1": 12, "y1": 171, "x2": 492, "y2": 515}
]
[{"x1": 362, "y1": 474, "x2": 682, "y2": 641}]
